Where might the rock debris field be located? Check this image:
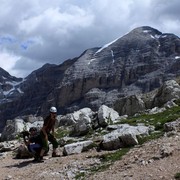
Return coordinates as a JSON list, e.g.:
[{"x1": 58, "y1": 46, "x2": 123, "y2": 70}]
[{"x1": 0, "y1": 132, "x2": 180, "y2": 180}]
